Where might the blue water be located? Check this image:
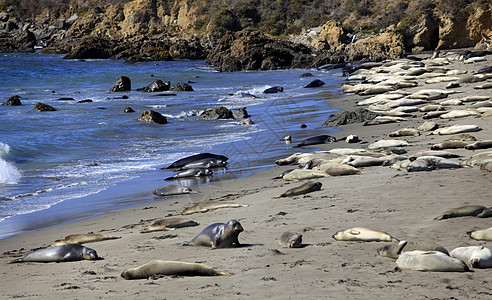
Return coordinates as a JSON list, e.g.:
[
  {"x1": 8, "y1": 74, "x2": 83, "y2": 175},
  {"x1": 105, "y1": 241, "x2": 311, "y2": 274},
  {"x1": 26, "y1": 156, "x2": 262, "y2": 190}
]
[{"x1": 0, "y1": 52, "x2": 344, "y2": 239}]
